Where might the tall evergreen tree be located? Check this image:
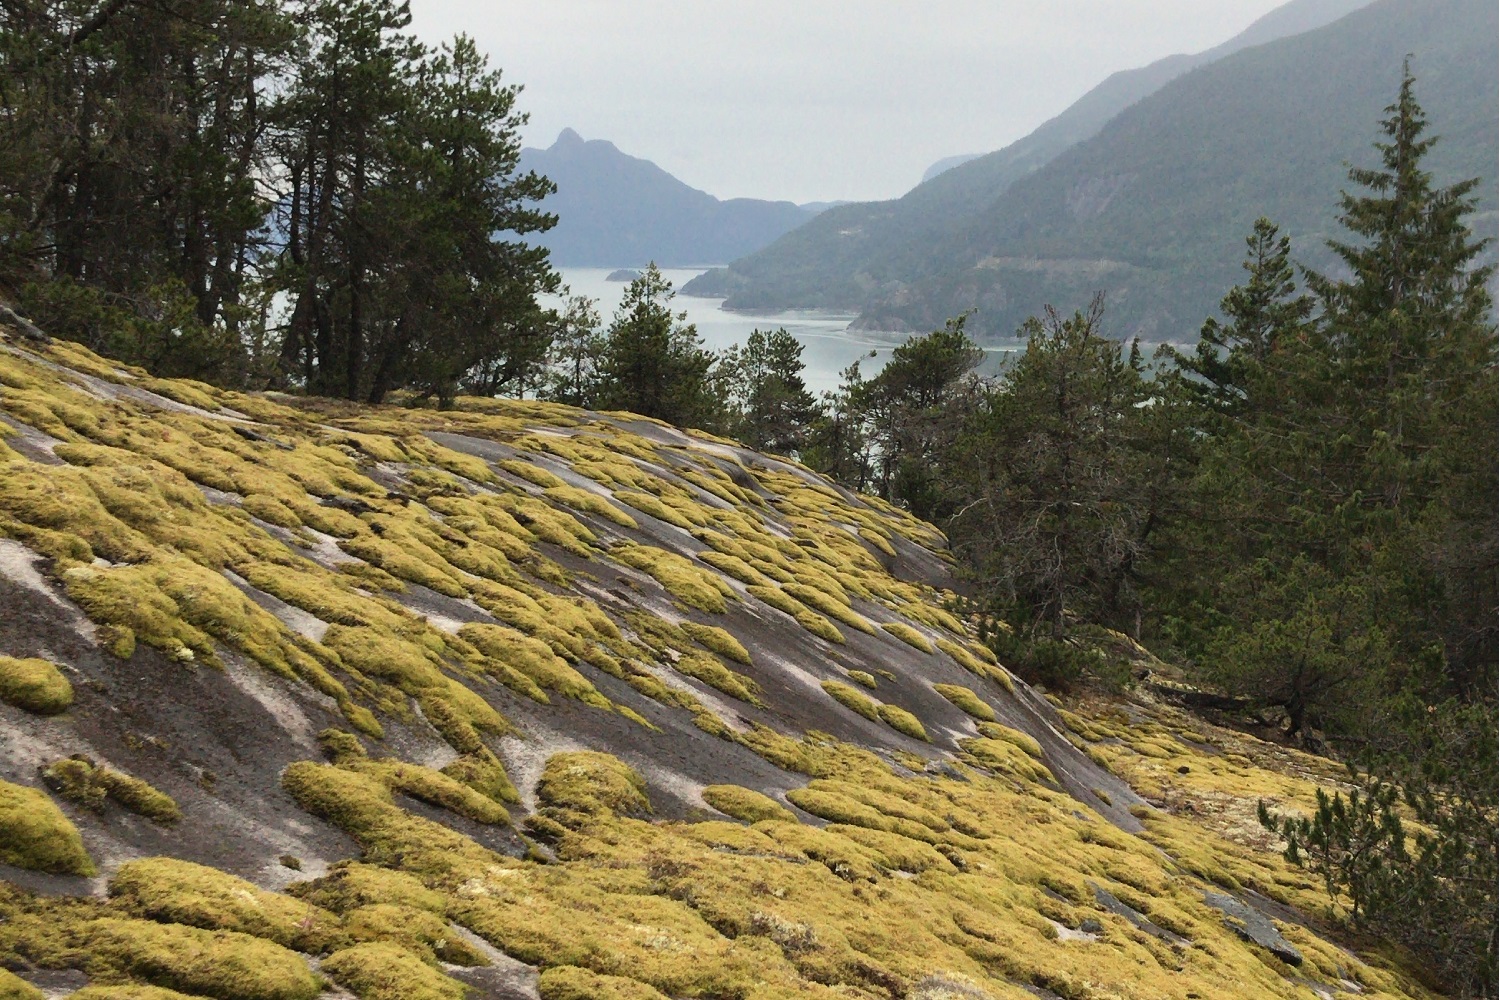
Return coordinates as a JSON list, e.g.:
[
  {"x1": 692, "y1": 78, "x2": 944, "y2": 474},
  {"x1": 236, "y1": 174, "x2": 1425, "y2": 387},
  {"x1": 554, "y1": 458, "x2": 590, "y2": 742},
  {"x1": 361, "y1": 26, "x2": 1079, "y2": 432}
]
[
  {"x1": 596, "y1": 264, "x2": 716, "y2": 427},
  {"x1": 730, "y1": 328, "x2": 817, "y2": 455}
]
